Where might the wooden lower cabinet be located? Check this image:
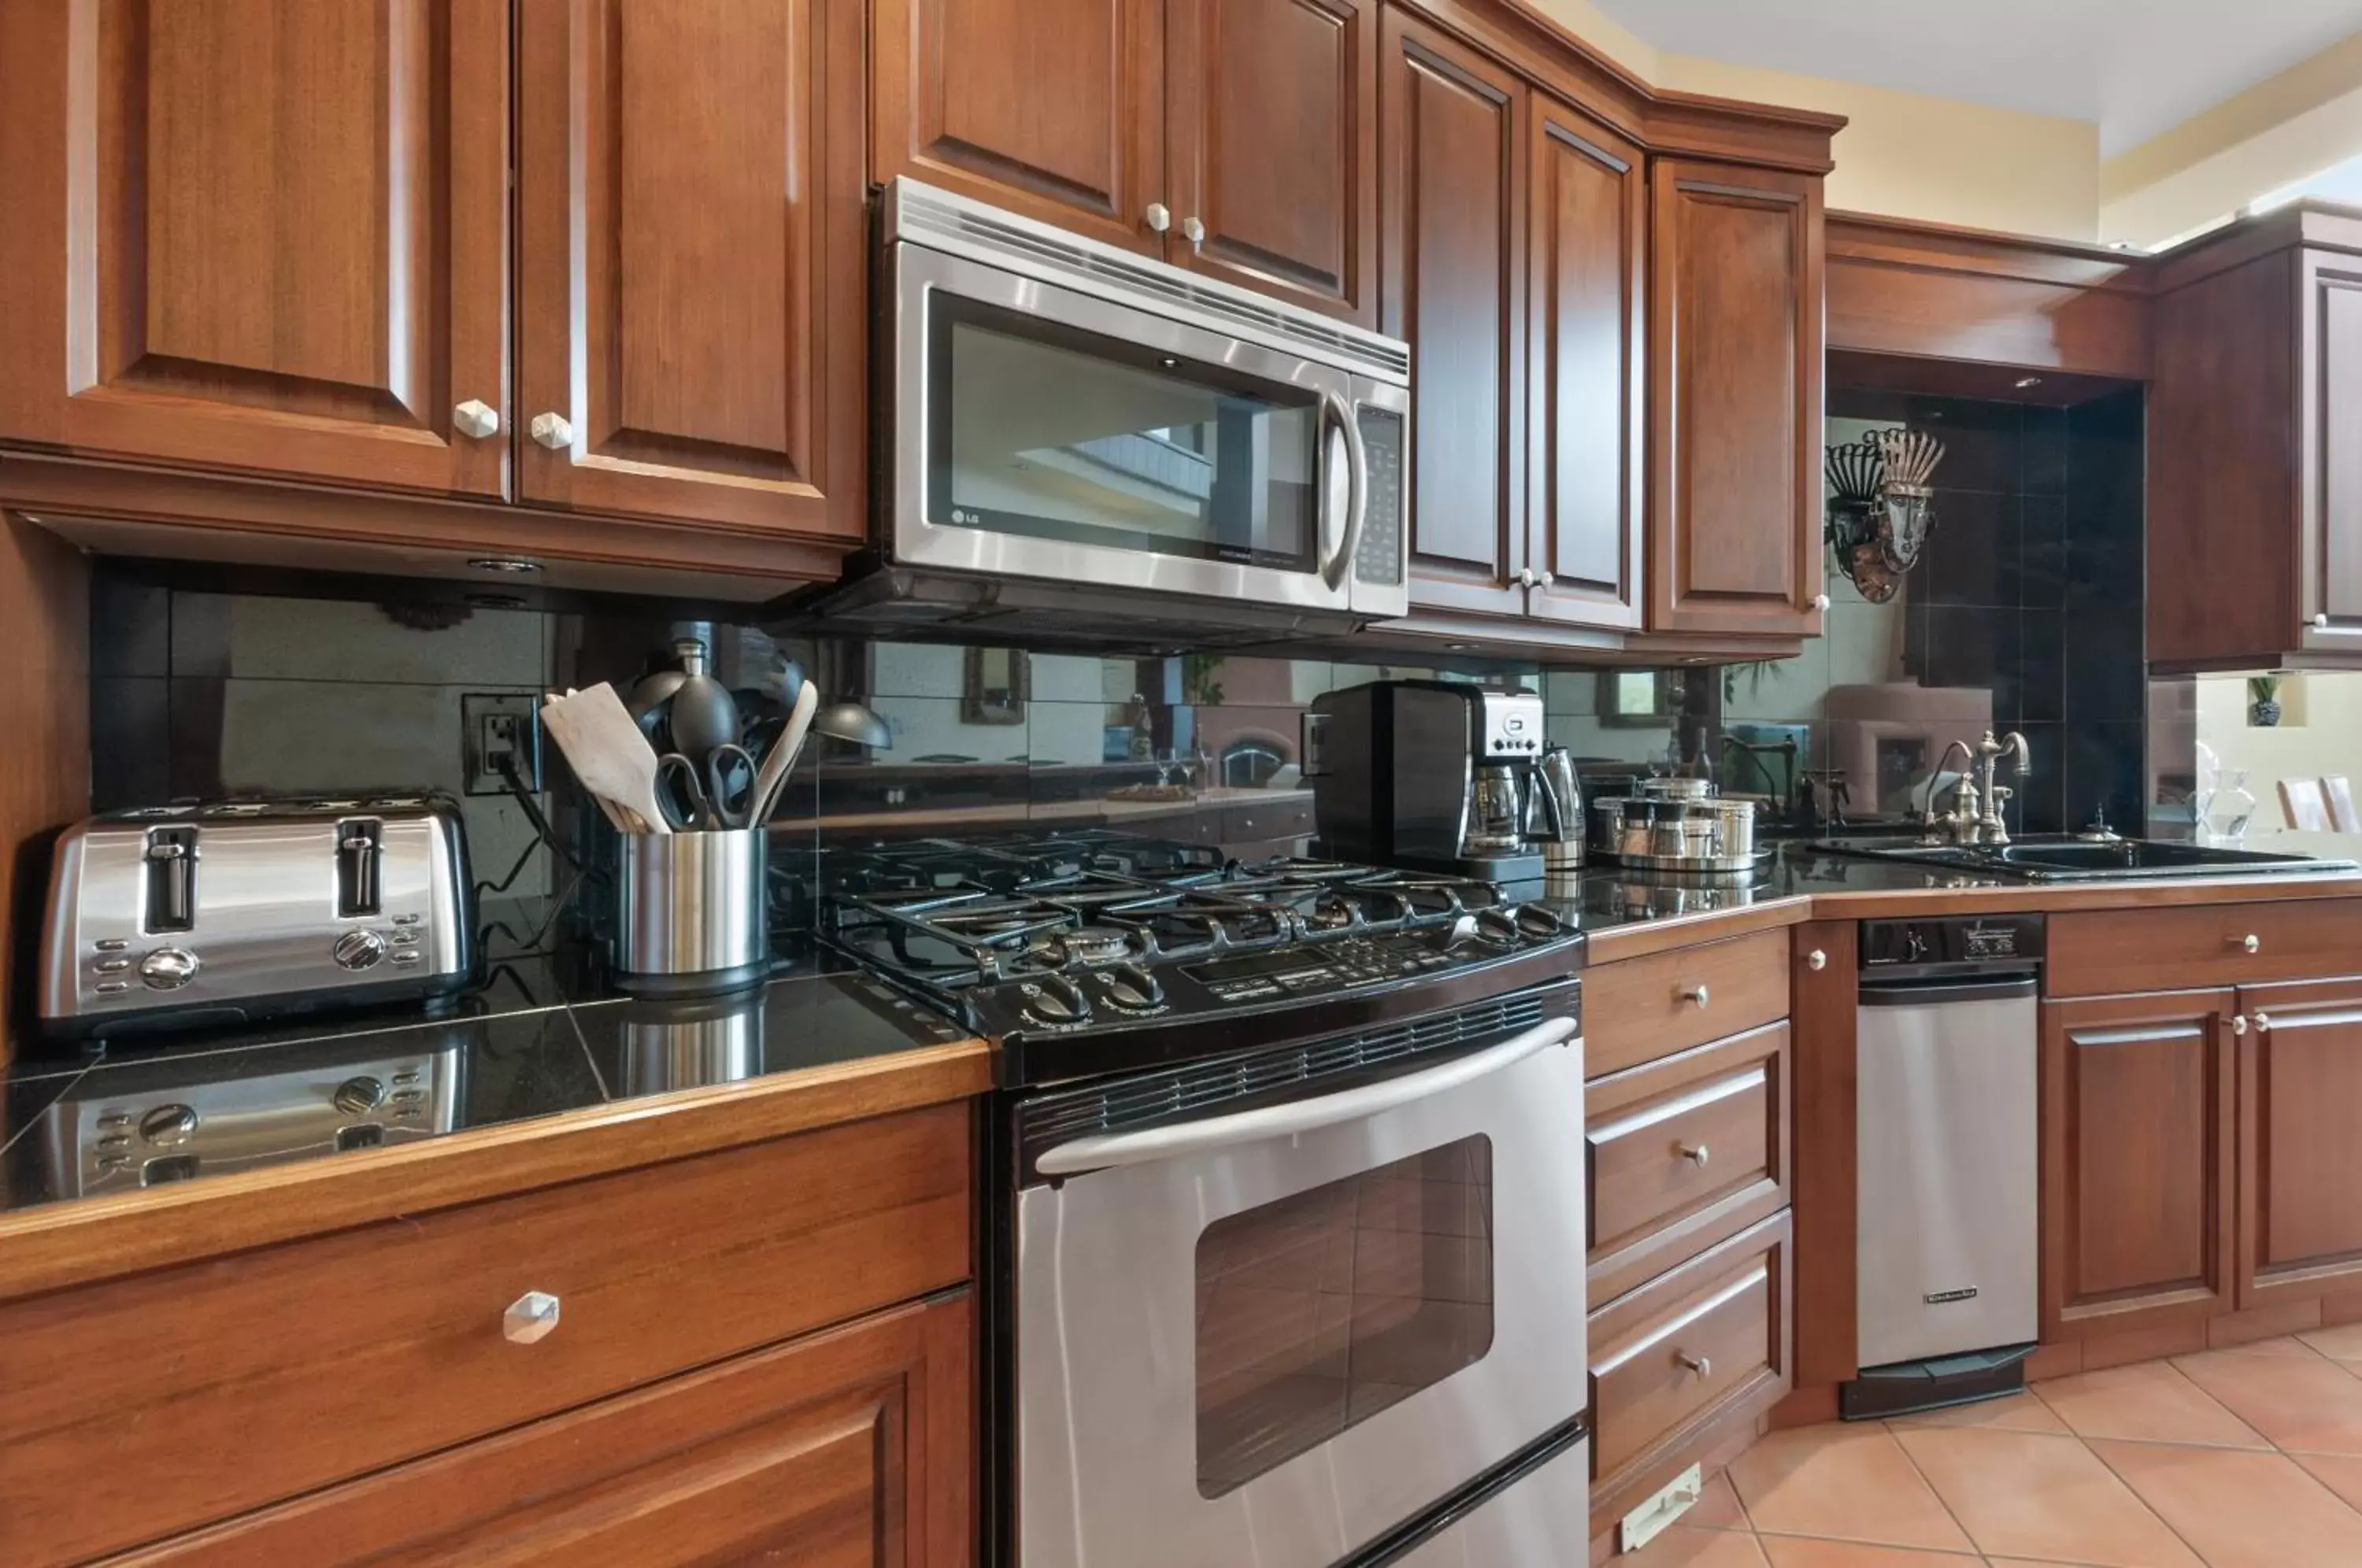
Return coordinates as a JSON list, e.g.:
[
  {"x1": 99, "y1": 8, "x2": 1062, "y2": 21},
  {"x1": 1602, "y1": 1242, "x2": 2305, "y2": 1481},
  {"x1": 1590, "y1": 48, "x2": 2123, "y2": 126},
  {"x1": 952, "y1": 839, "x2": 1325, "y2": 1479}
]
[
  {"x1": 120, "y1": 1292, "x2": 973, "y2": 1568},
  {"x1": 2238, "y1": 977, "x2": 2362, "y2": 1308},
  {"x1": 2040, "y1": 991, "x2": 2238, "y2": 1338}
]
